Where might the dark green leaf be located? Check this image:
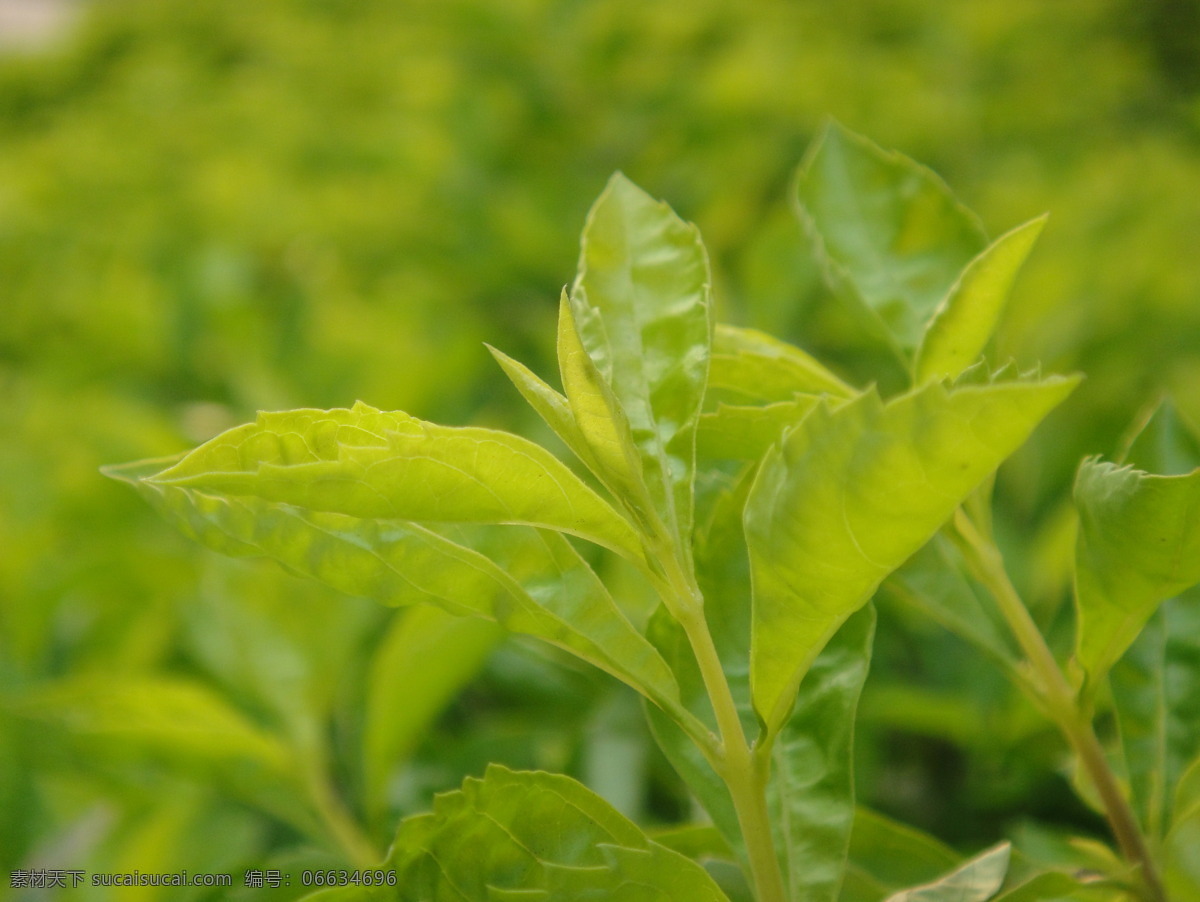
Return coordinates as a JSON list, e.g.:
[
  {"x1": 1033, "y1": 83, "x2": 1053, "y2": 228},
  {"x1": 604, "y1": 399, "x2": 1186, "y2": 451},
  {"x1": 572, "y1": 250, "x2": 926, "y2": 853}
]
[
  {"x1": 841, "y1": 808, "x2": 961, "y2": 902},
  {"x1": 882, "y1": 535, "x2": 1021, "y2": 673},
  {"x1": 1073, "y1": 459, "x2": 1200, "y2": 688},
  {"x1": 1111, "y1": 590, "x2": 1200, "y2": 840},
  {"x1": 362, "y1": 606, "x2": 503, "y2": 826},
  {"x1": 795, "y1": 121, "x2": 987, "y2": 356},
  {"x1": 884, "y1": 842, "x2": 1010, "y2": 902},
  {"x1": 770, "y1": 604, "x2": 875, "y2": 902}
]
